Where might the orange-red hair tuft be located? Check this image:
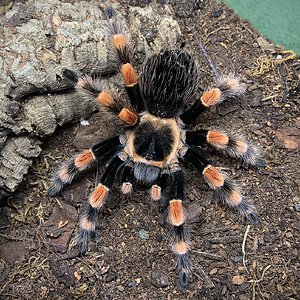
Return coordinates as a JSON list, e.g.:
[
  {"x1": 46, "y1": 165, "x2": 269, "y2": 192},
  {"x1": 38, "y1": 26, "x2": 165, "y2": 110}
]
[
  {"x1": 112, "y1": 34, "x2": 126, "y2": 49},
  {"x1": 203, "y1": 165, "x2": 224, "y2": 188},
  {"x1": 97, "y1": 91, "x2": 115, "y2": 108},
  {"x1": 118, "y1": 108, "x2": 138, "y2": 126},
  {"x1": 201, "y1": 88, "x2": 221, "y2": 107},
  {"x1": 121, "y1": 63, "x2": 138, "y2": 86},
  {"x1": 207, "y1": 131, "x2": 229, "y2": 146},
  {"x1": 169, "y1": 199, "x2": 185, "y2": 226},
  {"x1": 75, "y1": 150, "x2": 94, "y2": 170},
  {"x1": 90, "y1": 184, "x2": 109, "y2": 208}
]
